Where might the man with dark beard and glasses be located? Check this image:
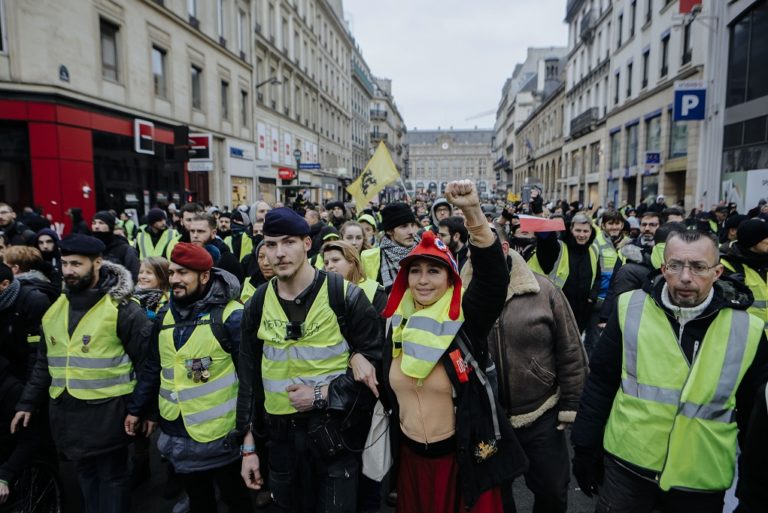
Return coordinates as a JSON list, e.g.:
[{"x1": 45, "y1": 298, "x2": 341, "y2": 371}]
[
  {"x1": 126, "y1": 242, "x2": 251, "y2": 513},
  {"x1": 11, "y1": 234, "x2": 151, "y2": 513}
]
